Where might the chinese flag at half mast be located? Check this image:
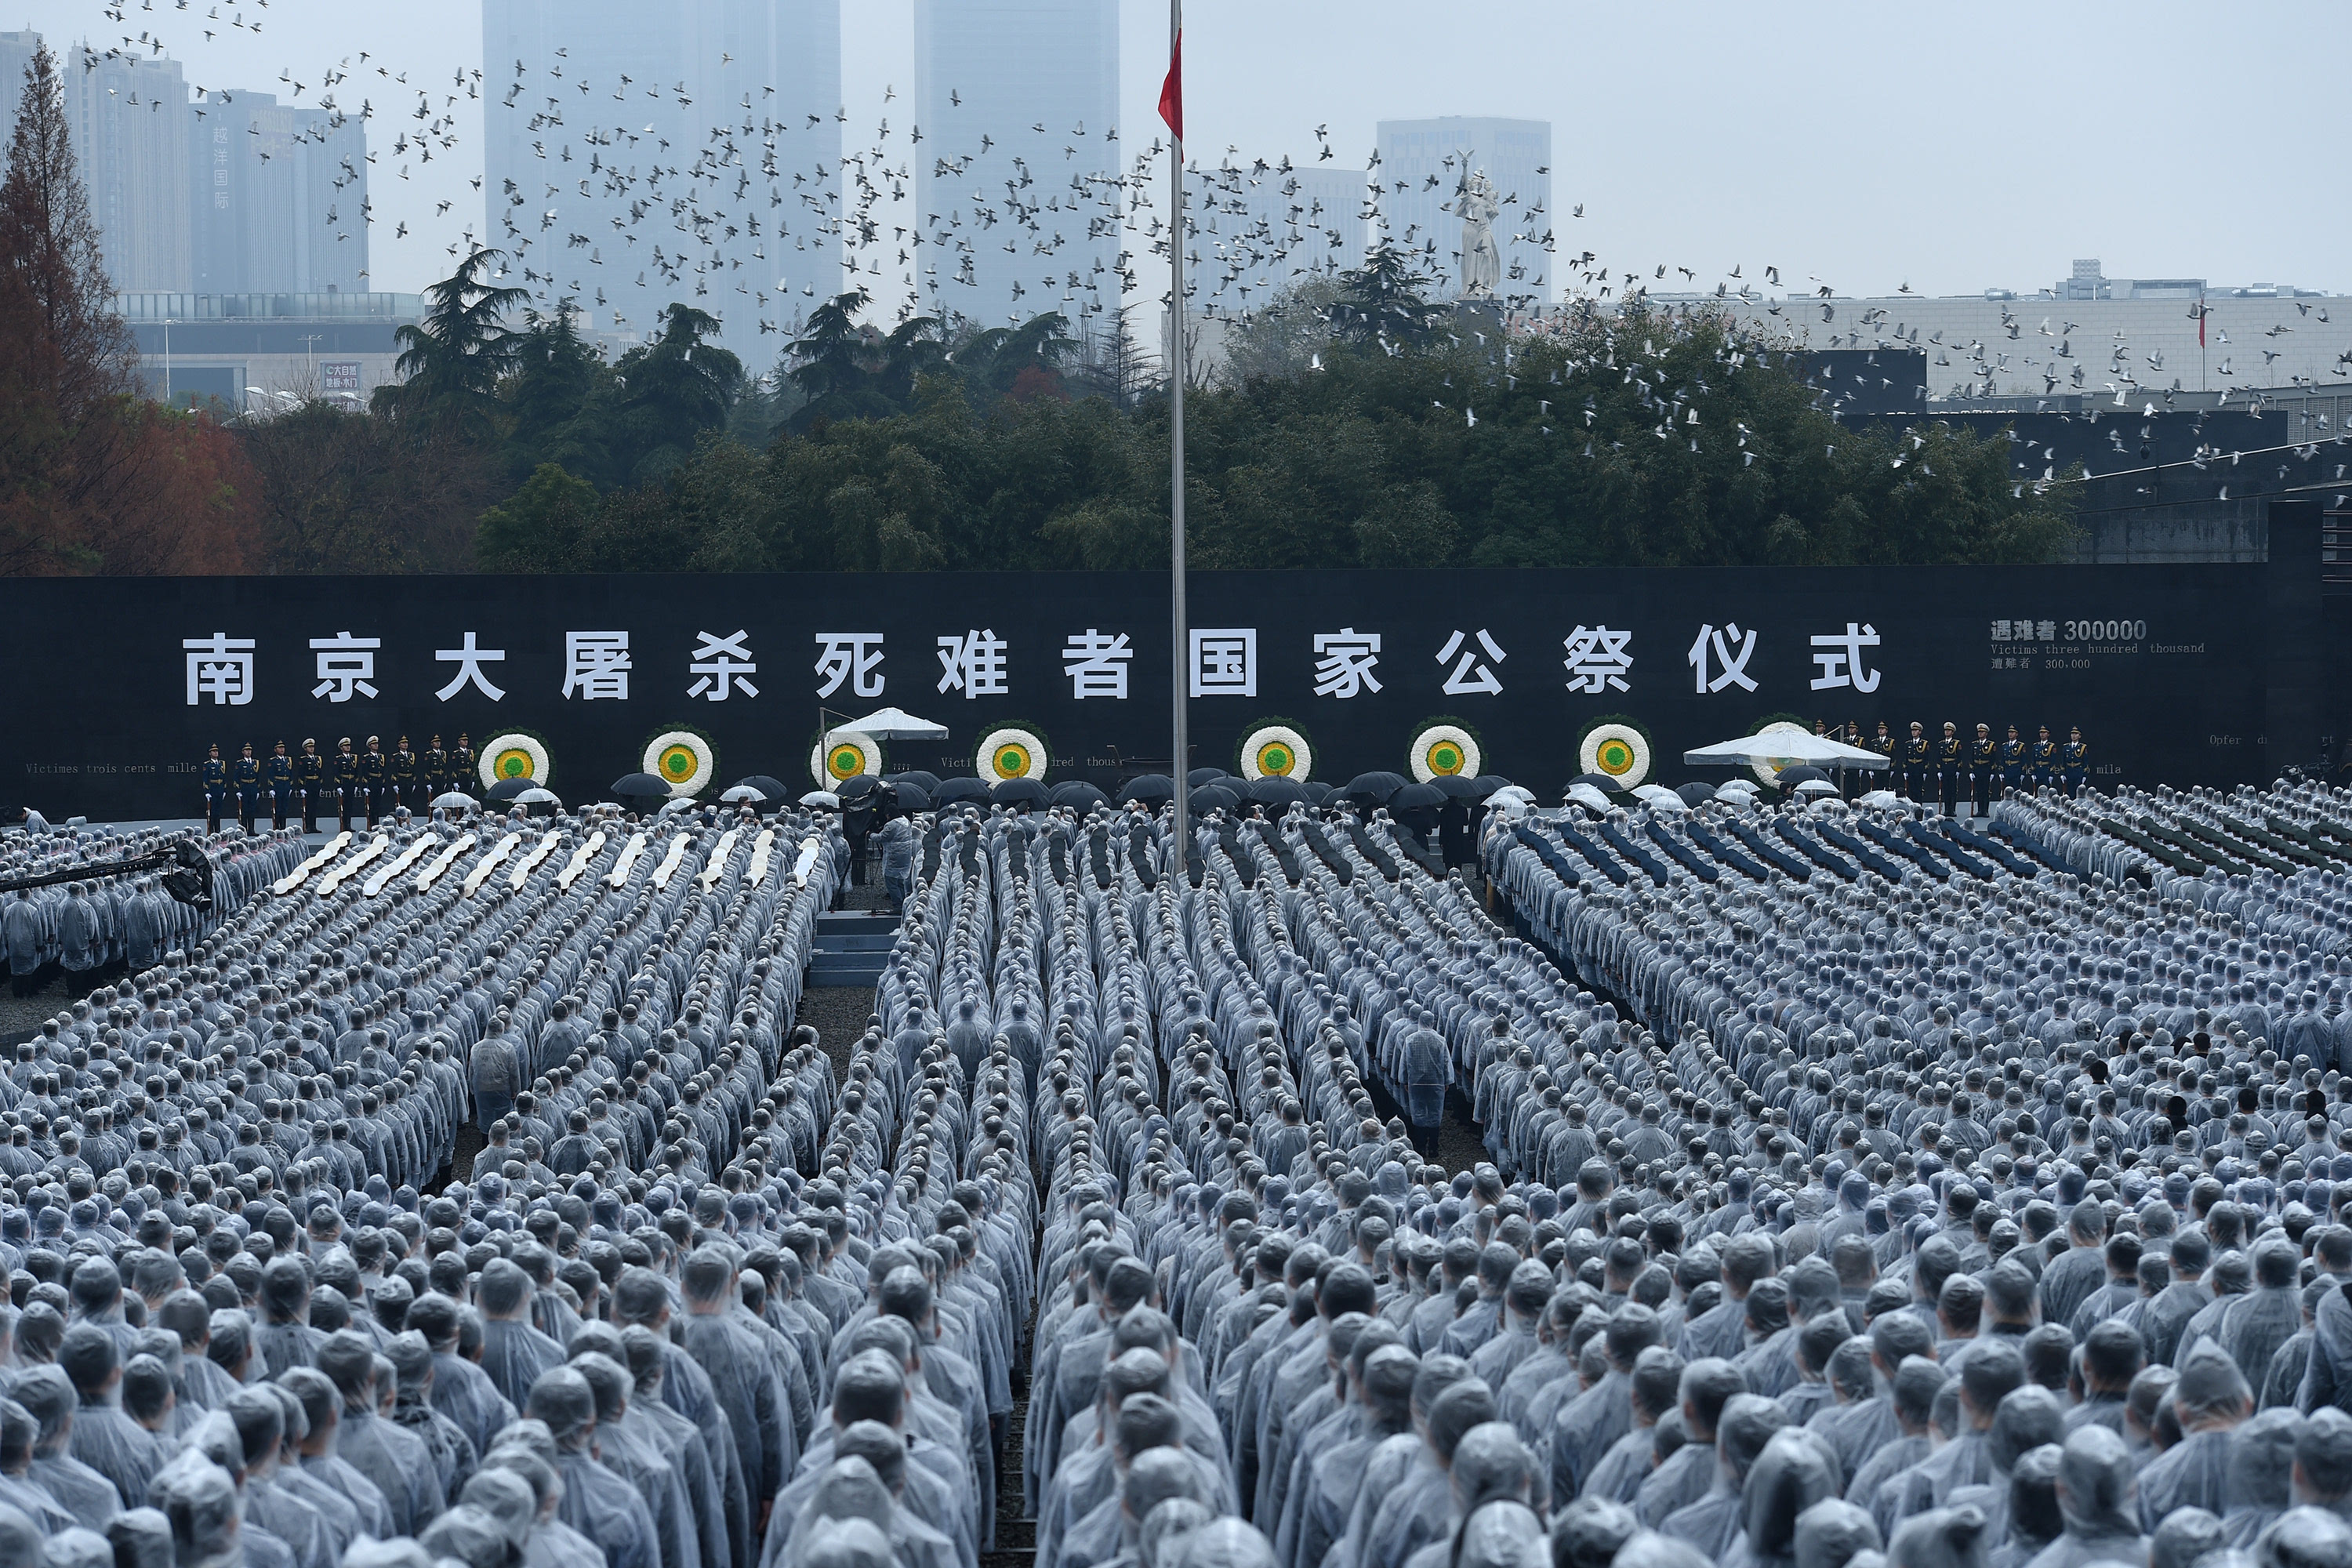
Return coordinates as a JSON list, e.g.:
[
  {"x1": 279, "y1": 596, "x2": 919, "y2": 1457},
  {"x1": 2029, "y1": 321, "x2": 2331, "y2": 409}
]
[{"x1": 1158, "y1": 30, "x2": 1182, "y2": 140}]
